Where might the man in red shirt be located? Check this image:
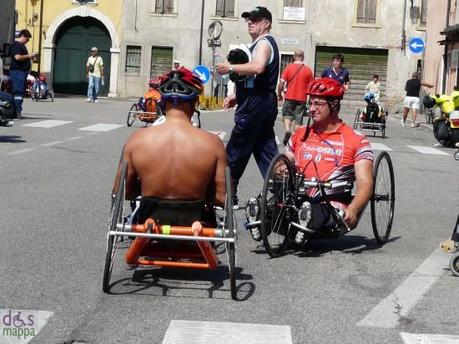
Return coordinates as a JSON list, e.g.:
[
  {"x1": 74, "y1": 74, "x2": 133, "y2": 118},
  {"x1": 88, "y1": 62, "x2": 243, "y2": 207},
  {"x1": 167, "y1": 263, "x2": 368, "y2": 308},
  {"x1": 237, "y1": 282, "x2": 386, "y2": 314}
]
[
  {"x1": 286, "y1": 78, "x2": 374, "y2": 236},
  {"x1": 277, "y1": 50, "x2": 313, "y2": 145}
]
